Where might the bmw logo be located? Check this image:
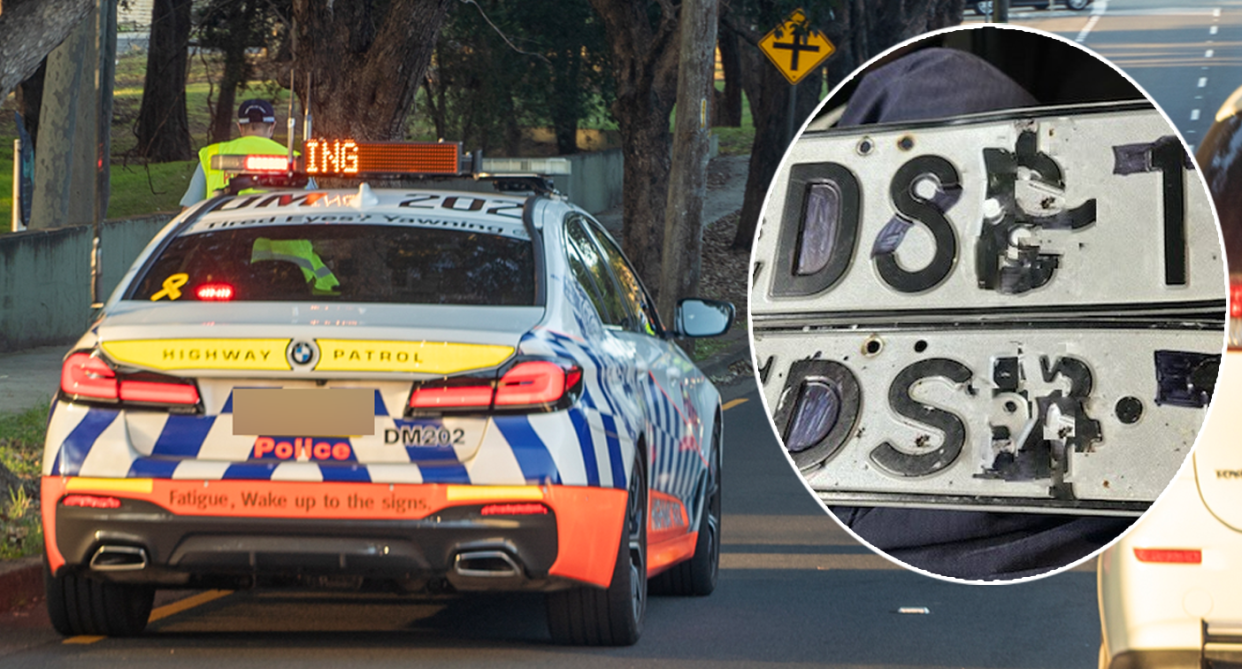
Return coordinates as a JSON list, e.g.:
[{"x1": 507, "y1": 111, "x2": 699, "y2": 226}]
[{"x1": 287, "y1": 340, "x2": 319, "y2": 368}]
